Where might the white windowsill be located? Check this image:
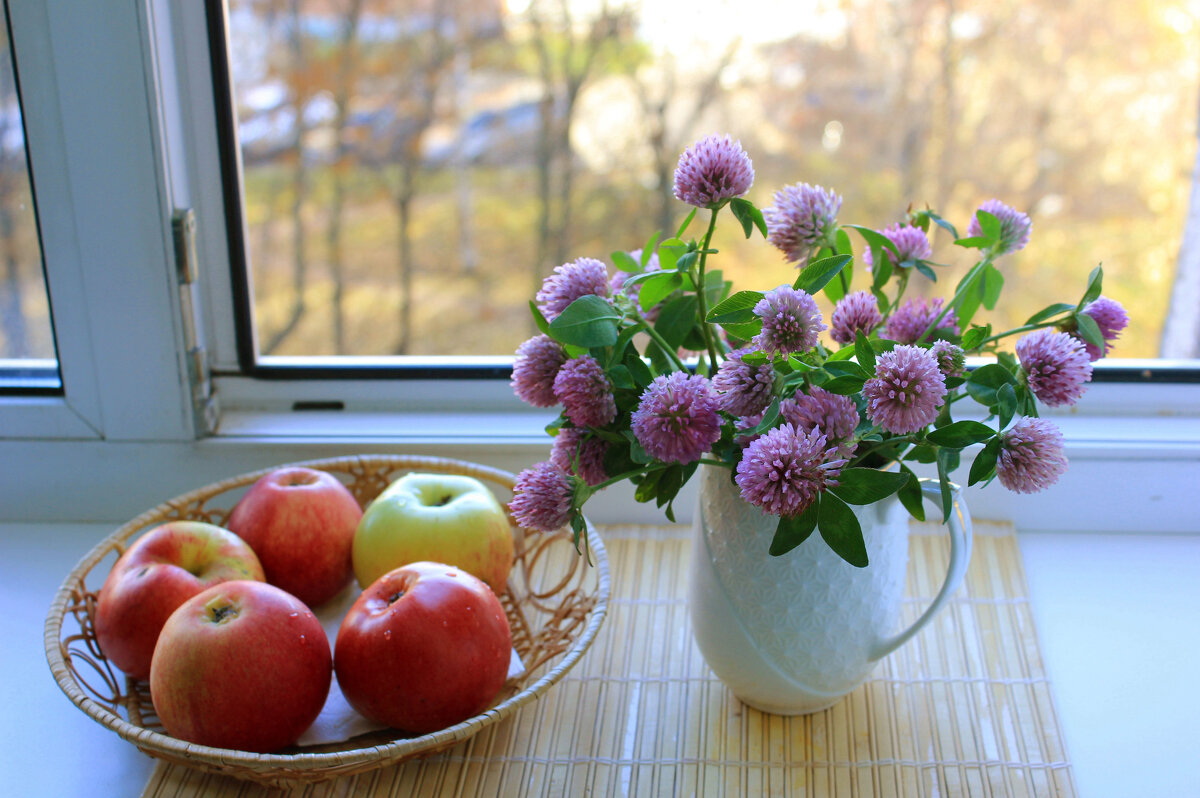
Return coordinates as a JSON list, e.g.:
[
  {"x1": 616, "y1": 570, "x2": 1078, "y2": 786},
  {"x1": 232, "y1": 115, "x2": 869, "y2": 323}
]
[{"x1": 5, "y1": 522, "x2": 1197, "y2": 797}]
